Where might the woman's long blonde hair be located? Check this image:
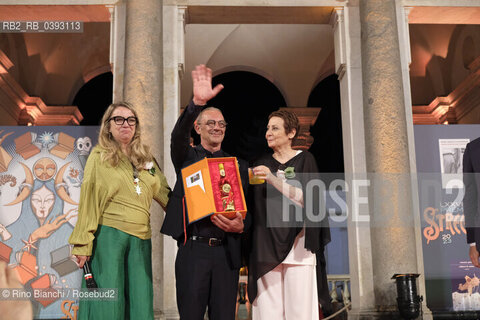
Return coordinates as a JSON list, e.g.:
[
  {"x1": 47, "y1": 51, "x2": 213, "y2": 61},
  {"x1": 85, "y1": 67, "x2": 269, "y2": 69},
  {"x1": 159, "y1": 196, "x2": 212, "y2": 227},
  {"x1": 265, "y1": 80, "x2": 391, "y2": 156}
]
[{"x1": 98, "y1": 102, "x2": 153, "y2": 169}]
